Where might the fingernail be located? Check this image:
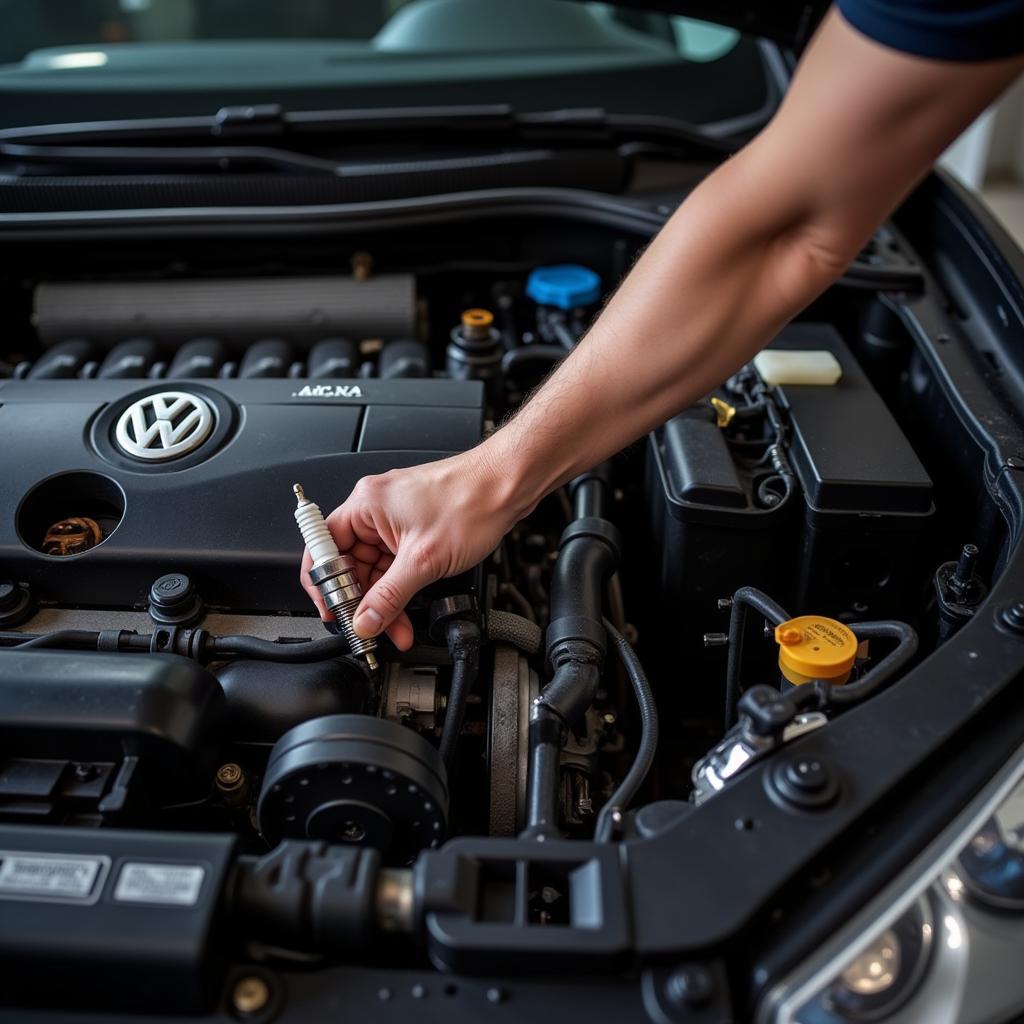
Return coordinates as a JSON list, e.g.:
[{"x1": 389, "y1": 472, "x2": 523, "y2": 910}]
[{"x1": 353, "y1": 607, "x2": 383, "y2": 638}]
